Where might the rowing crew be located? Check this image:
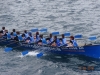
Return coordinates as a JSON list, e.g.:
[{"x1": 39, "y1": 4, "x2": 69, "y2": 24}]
[{"x1": 0, "y1": 27, "x2": 78, "y2": 47}]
